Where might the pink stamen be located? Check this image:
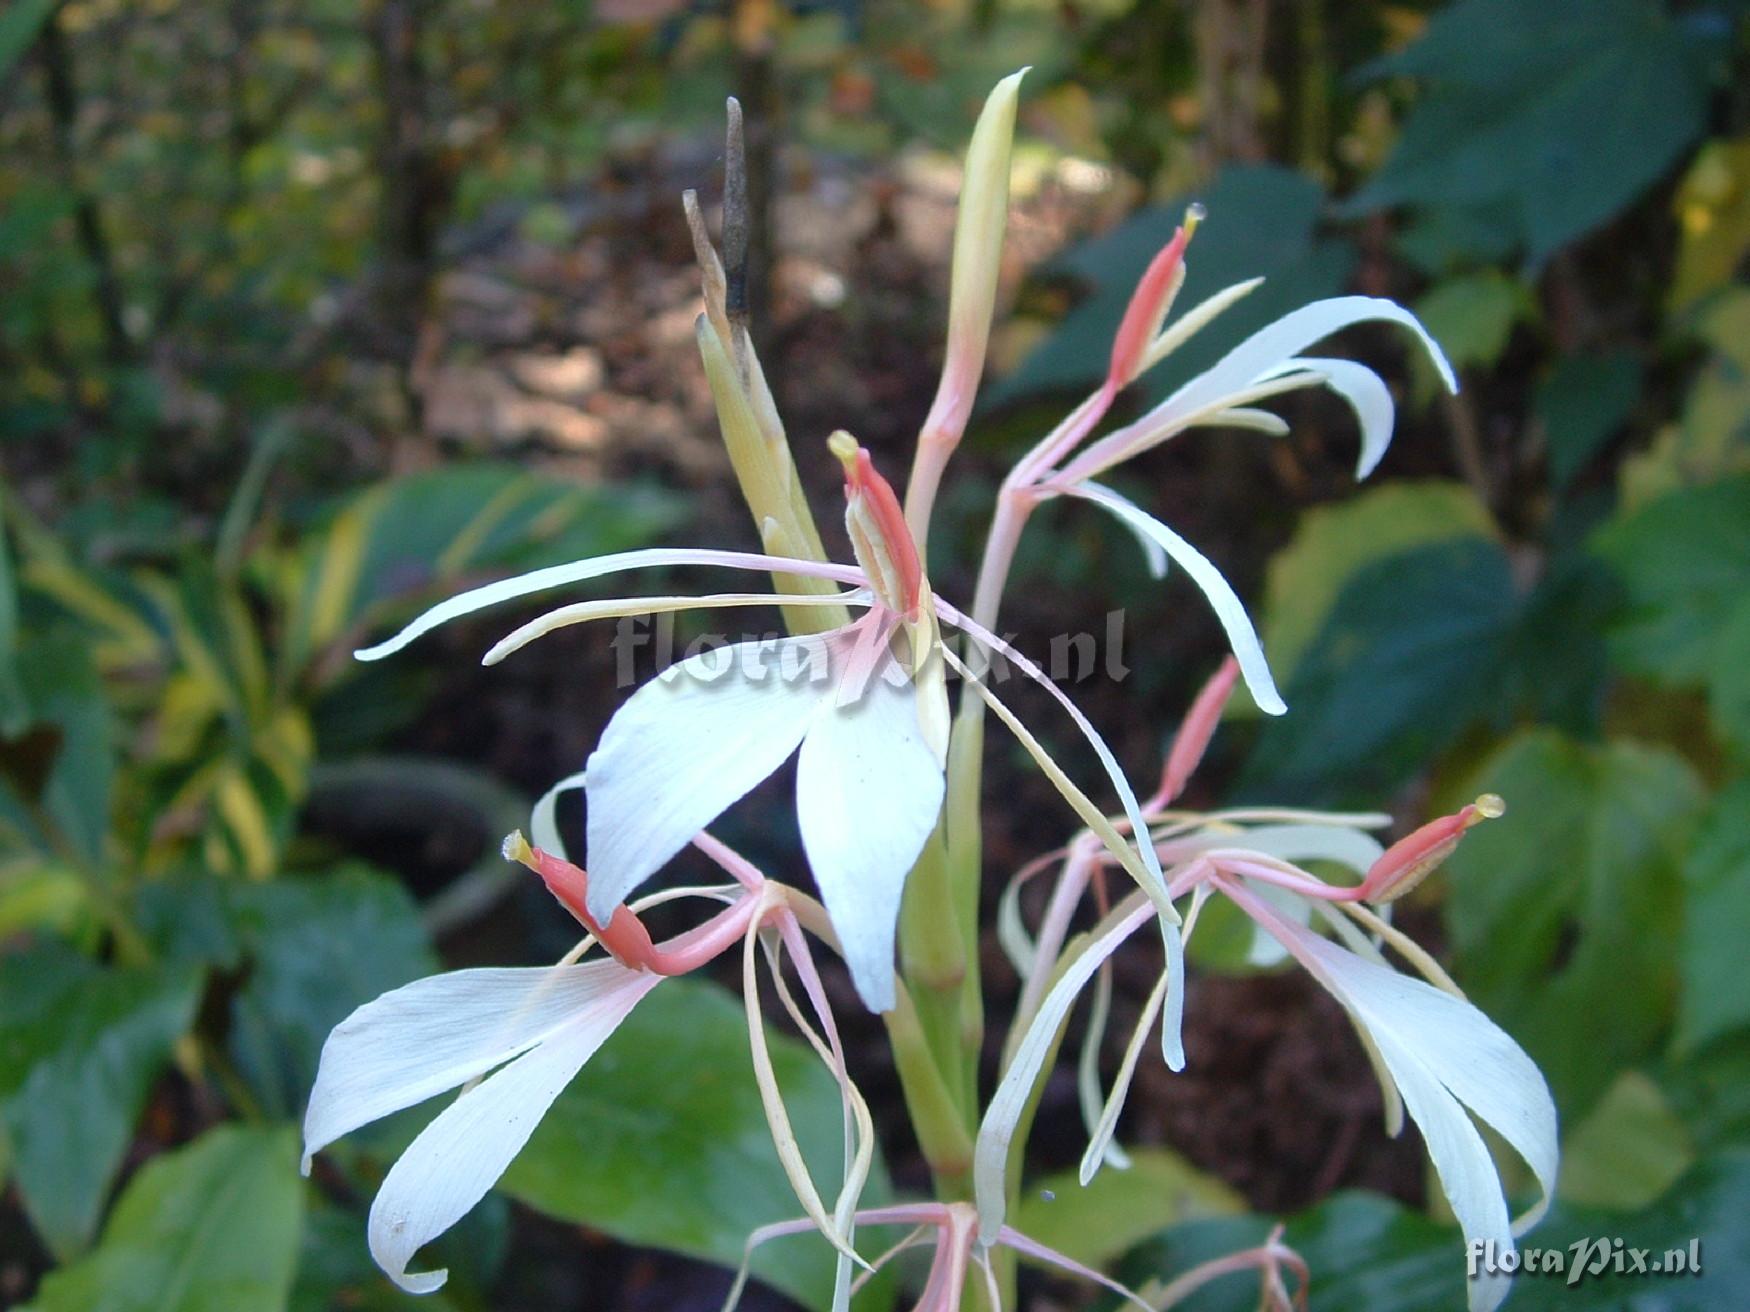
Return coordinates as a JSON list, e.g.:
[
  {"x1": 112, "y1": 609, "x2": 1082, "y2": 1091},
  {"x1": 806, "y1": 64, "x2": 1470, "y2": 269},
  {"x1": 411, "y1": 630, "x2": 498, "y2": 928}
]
[
  {"x1": 1359, "y1": 794, "x2": 1504, "y2": 903},
  {"x1": 509, "y1": 833, "x2": 760, "y2": 975},
  {"x1": 1152, "y1": 656, "x2": 1239, "y2": 806},
  {"x1": 1107, "y1": 222, "x2": 1193, "y2": 391}
]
